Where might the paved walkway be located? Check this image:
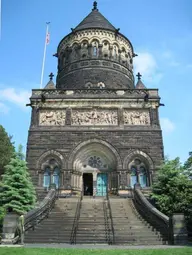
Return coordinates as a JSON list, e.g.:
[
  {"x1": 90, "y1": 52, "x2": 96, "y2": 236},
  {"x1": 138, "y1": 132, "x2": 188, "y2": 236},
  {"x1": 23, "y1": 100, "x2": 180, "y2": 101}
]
[{"x1": 1, "y1": 244, "x2": 191, "y2": 249}]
